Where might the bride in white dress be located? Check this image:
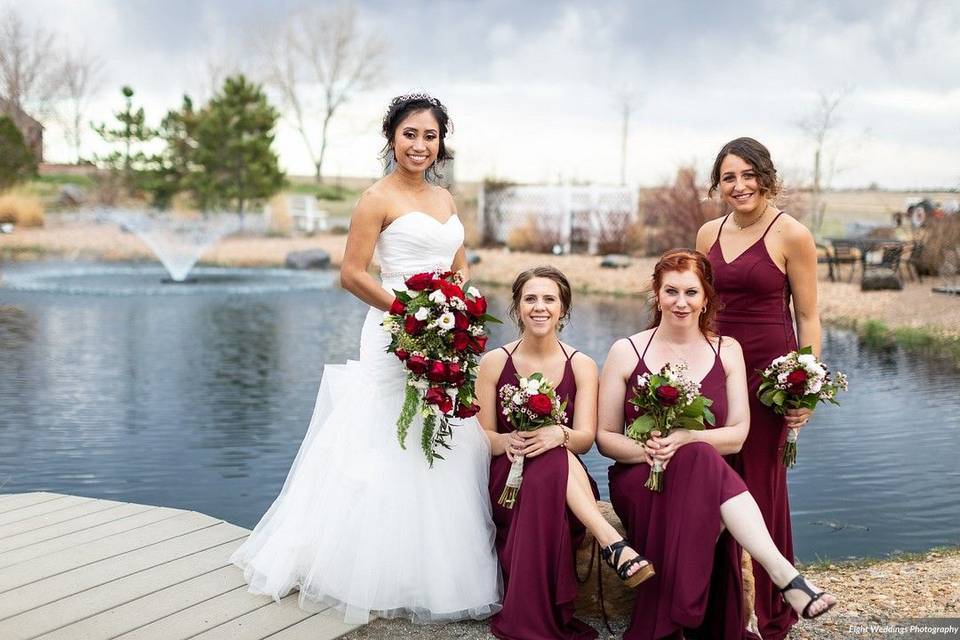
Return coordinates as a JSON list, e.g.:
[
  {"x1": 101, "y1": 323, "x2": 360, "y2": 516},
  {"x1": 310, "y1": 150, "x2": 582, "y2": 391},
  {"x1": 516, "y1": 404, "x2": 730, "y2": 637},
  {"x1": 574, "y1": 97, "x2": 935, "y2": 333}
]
[{"x1": 231, "y1": 94, "x2": 501, "y2": 624}]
